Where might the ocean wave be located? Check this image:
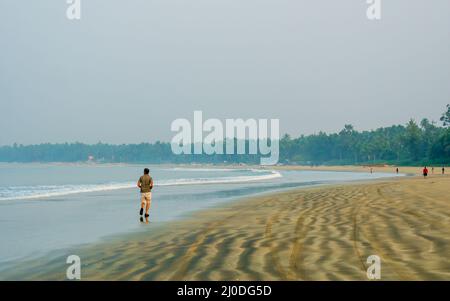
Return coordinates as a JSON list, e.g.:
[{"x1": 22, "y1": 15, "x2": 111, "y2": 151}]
[
  {"x1": 165, "y1": 167, "x2": 246, "y2": 172},
  {"x1": 158, "y1": 170, "x2": 281, "y2": 186},
  {"x1": 0, "y1": 170, "x2": 282, "y2": 201}
]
